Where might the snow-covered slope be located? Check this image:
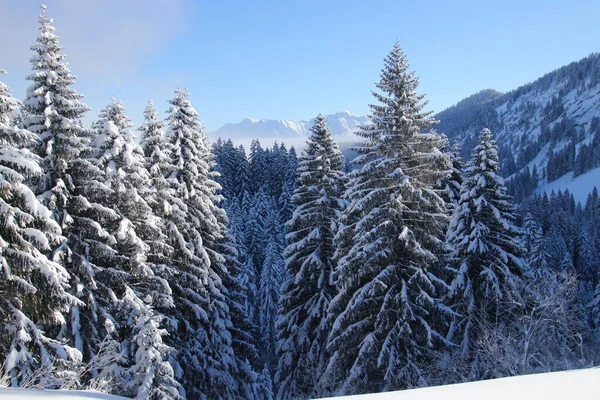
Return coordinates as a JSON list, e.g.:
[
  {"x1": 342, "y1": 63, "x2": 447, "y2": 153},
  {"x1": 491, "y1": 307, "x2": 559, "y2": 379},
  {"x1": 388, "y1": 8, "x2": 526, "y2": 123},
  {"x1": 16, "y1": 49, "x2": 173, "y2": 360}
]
[
  {"x1": 436, "y1": 53, "x2": 600, "y2": 203},
  {"x1": 0, "y1": 388, "x2": 129, "y2": 399},
  {"x1": 533, "y1": 168, "x2": 600, "y2": 204},
  {"x1": 211, "y1": 111, "x2": 368, "y2": 144},
  {"x1": 322, "y1": 368, "x2": 600, "y2": 400}
]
